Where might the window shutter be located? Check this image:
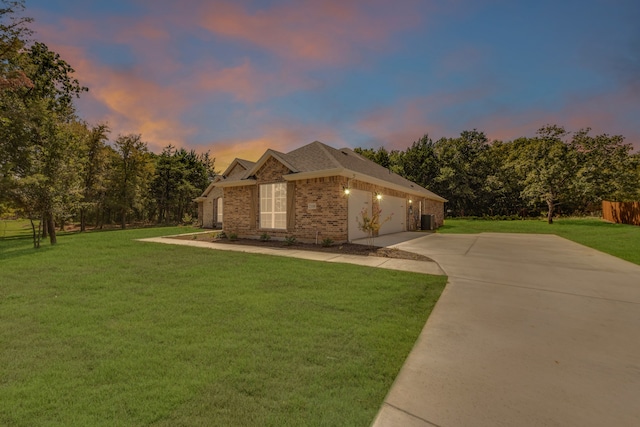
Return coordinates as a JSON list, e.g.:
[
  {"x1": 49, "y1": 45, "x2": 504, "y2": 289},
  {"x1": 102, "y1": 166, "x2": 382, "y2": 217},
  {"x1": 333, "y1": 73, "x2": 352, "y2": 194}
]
[{"x1": 287, "y1": 181, "x2": 295, "y2": 230}]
